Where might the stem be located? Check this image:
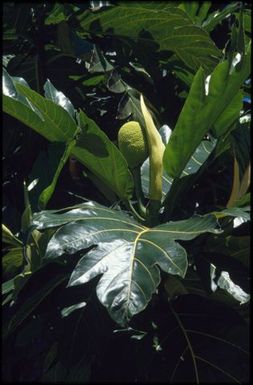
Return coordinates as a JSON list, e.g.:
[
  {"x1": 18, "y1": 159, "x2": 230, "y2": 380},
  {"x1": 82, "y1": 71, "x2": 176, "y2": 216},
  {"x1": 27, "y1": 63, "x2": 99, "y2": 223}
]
[
  {"x1": 131, "y1": 167, "x2": 147, "y2": 218},
  {"x1": 147, "y1": 199, "x2": 160, "y2": 227},
  {"x1": 125, "y1": 200, "x2": 146, "y2": 224}
]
